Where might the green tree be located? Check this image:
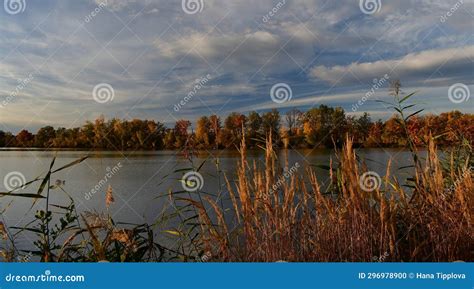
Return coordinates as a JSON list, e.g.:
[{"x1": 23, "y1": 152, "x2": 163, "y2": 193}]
[
  {"x1": 304, "y1": 105, "x2": 346, "y2": 147},
  {"x1": 34, "y1": 126, "x2": 55, "y2": 147},
  {"x1": 0, "y1": 130, "x2": 6, "y2": 147},
  {"x1": 247, "y1": 111, "x2": 262, "y2": 147},
  {"x1": 262, "y1": 109, "x2": 280, "y2": 144}
]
